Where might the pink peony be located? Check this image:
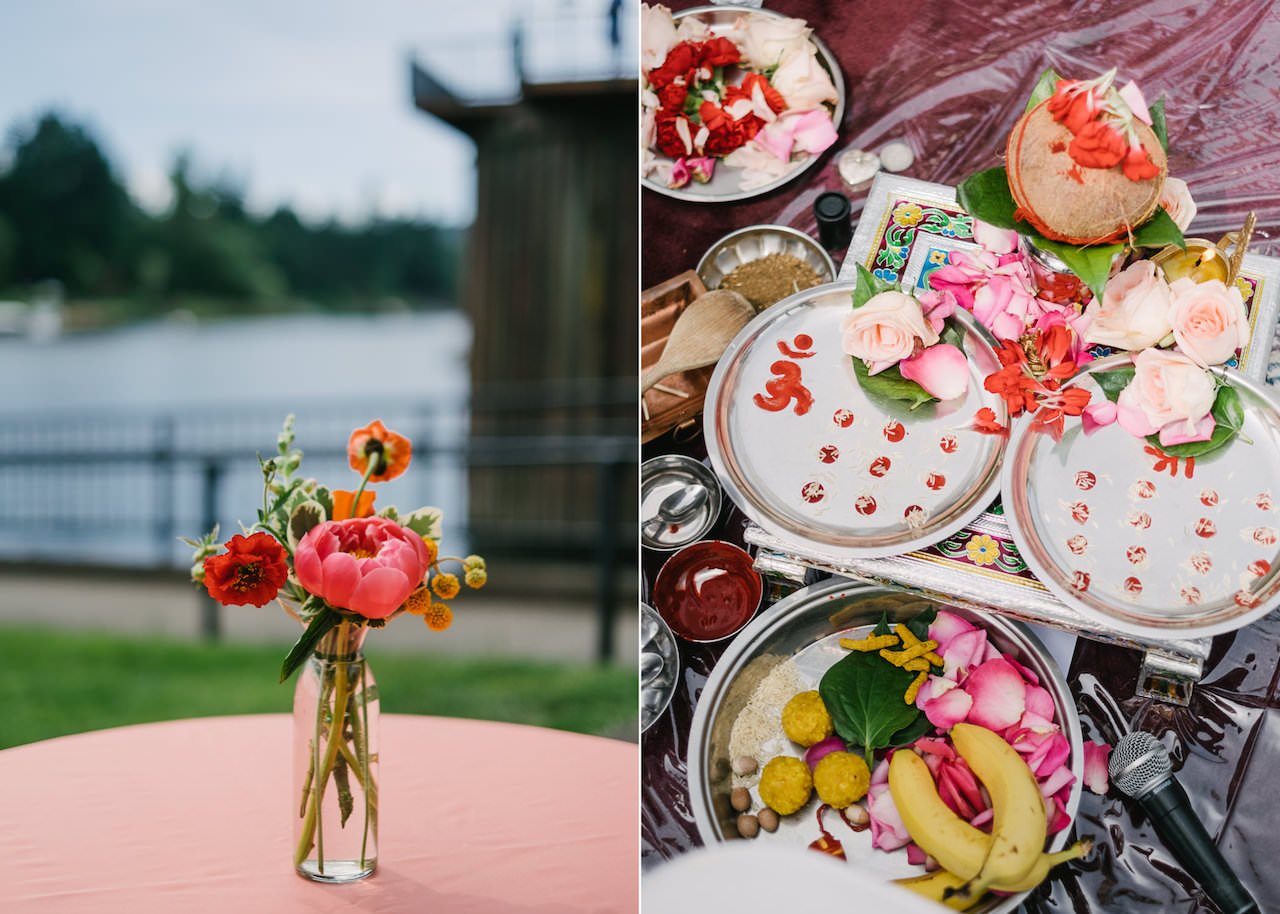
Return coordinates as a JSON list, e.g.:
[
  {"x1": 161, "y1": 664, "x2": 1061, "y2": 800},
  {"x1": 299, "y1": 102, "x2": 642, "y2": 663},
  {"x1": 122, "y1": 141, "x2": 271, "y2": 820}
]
[{"x1": 294, "y1": 516, "x2": 431, "y2": 619}]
